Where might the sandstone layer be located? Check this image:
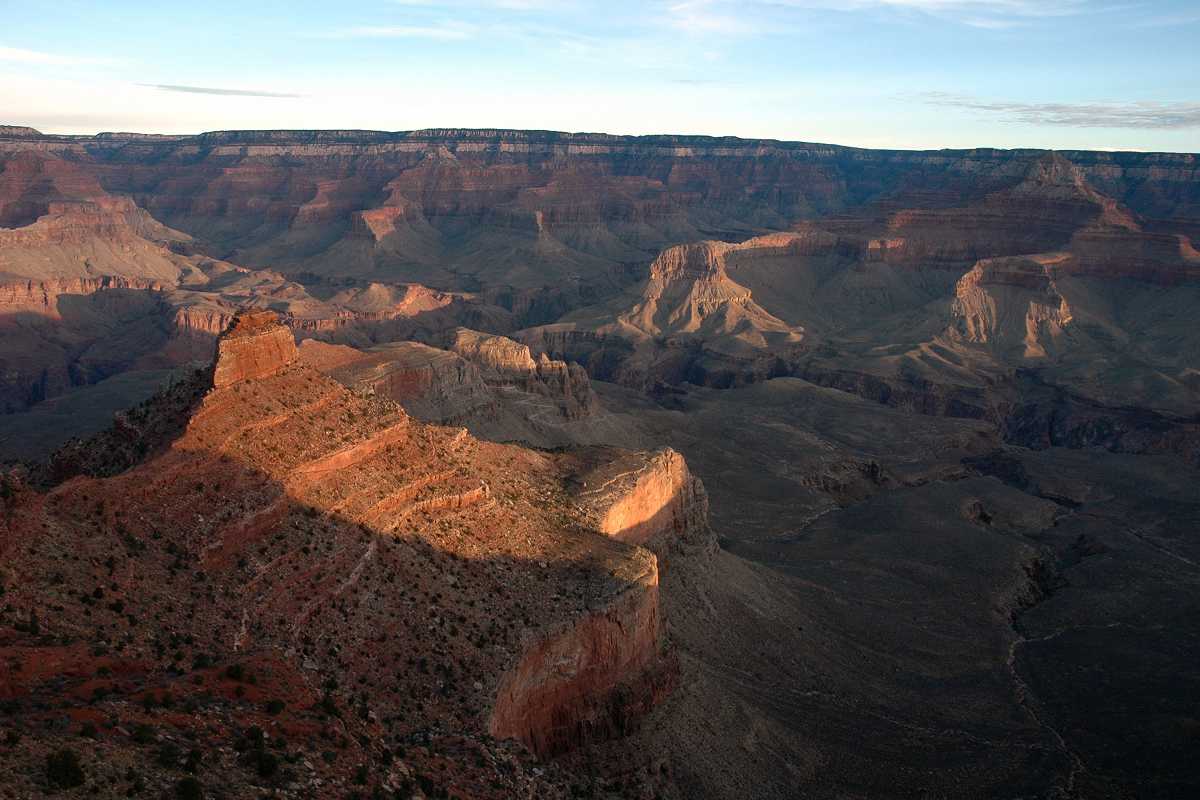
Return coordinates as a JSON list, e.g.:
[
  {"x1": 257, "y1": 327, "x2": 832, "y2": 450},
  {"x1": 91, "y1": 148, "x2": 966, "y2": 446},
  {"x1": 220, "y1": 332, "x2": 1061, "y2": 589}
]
[{"x1": 0, "y1": 313, "x2": 703, "y2": 797}]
